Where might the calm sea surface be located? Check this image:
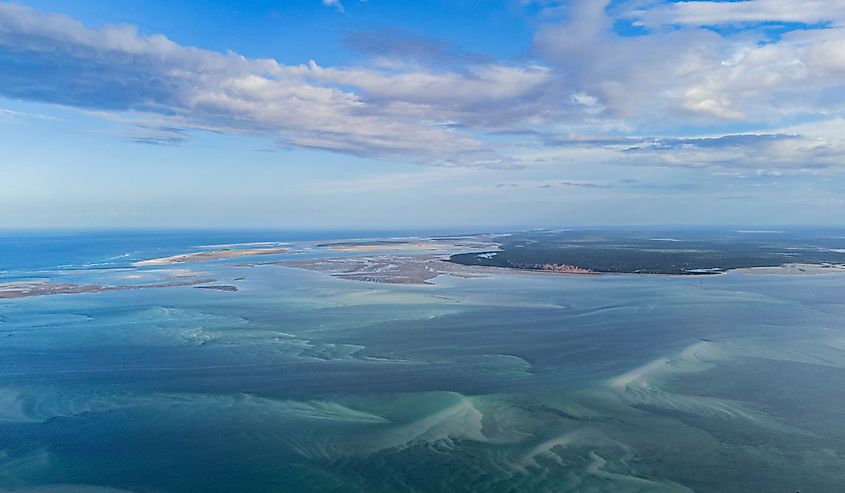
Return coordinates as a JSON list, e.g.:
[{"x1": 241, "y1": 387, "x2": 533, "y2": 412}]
[{"x1": 1, "y1": 231, "x2": 844, "y2": 492}]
